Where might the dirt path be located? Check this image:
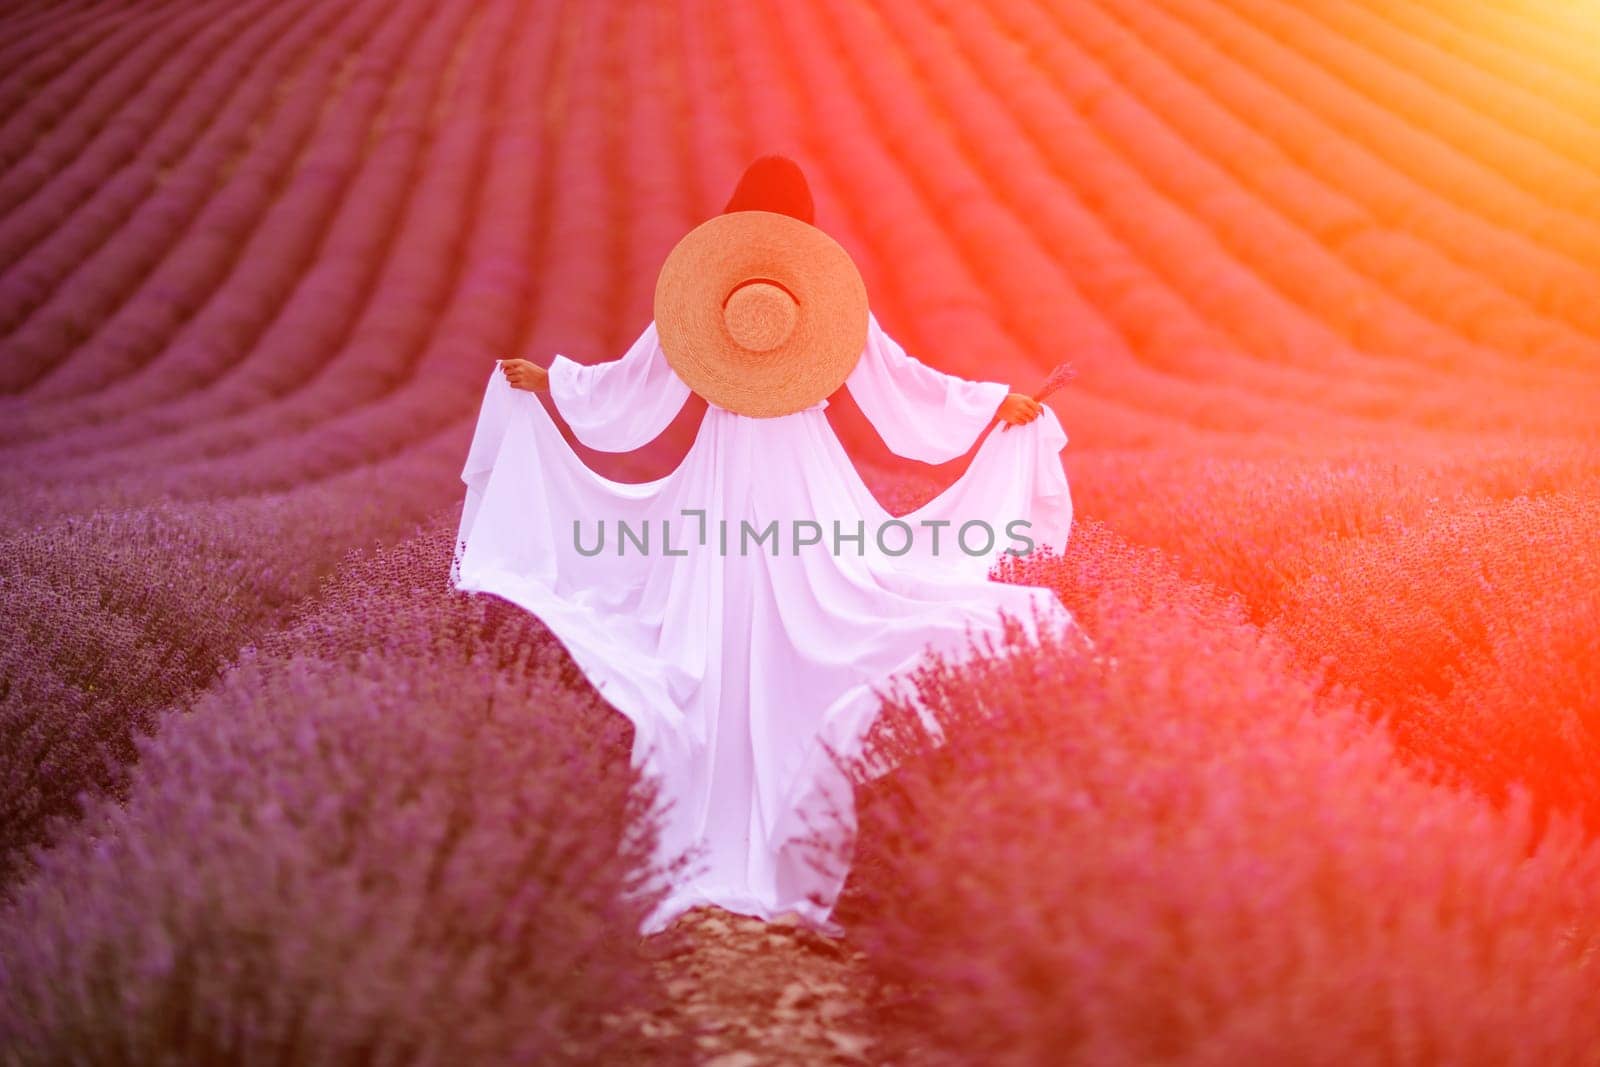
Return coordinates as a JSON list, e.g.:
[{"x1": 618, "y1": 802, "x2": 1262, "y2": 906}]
[{"x1": 605, "y1": 905, "x2": 927, "y2": 1065}]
